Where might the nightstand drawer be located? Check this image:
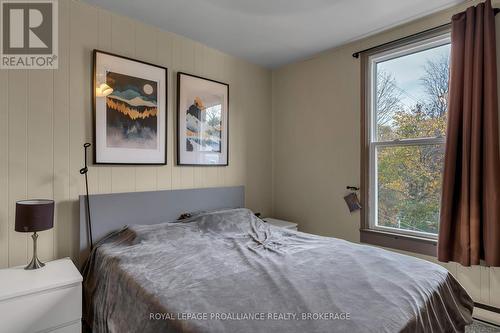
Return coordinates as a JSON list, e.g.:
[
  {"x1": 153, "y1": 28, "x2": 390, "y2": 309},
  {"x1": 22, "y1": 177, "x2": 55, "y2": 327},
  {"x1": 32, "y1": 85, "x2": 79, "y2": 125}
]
[
  {"x1": 0, "y1": 284, "x2": 81, "y2": 333},
  {"x1": 50, "y1": 321, "x2": 81, "y2": 333}
]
